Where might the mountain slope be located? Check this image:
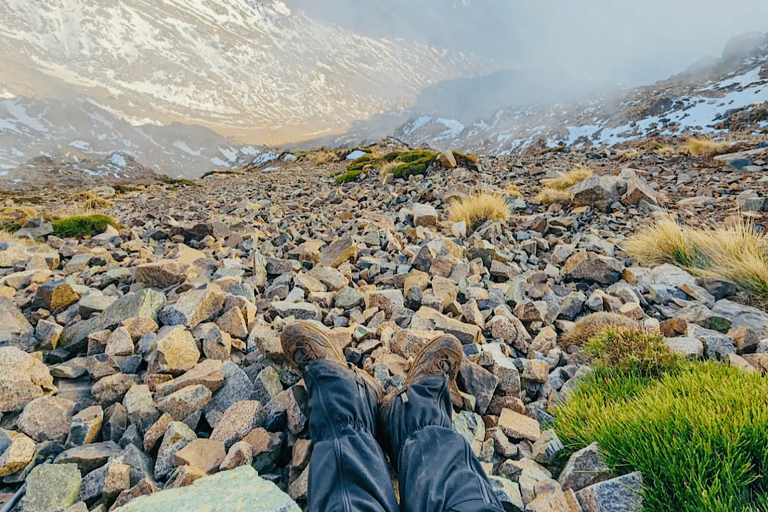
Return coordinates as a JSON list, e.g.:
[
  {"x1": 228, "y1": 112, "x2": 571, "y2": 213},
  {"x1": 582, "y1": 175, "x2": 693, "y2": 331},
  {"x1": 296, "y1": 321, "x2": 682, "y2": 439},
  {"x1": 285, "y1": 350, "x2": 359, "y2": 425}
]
[{"x1": 0, "y1": 0, "x2": 485, "y2": 147}]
